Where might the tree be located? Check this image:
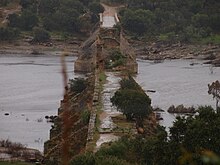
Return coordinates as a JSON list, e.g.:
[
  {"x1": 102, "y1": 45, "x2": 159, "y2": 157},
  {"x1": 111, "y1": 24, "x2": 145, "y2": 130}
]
[
  {"x1": 208, "y1": 80, "x2": 220, "y2": 112},
  {"x1": 8, "y1": 13, "x2": 20, "y2": 28},
  {"x1": 32, "y1": 27, "x2": 50, "y2": 42},
  {"x1": 88, "y1": 2, "x2": 104, "y2": 15},
  {"x1": 169, "y1": 116, "x2": 188, "y2": 143},
  {"x1": 121, "y1": 9, "x2": 155, "y2": 35},
  {"x1": 0, "y1": 27, "x2": 20, "y2": 41},
  {"x1": 19, "y1": 10, "x2": 39, "y2": 30},
  {"x1": 38, "y1": 0, "x2": 60, "y2": 15},
  {"x1": 111, "y1": 89, "x2": 152, "y2": 121},
  {"x1": 8, "y1": 10, "x2": 38, "y2": 30},
  {"x1": 20, "y1": 0, "x2": 37, "y2": 9},
  {"x1": 70, "y1": 106, "x2": 220, "y2": 165},
  {"x1": 0, "y1": 0, "x2": 10, "y2": 6},
  {"x1": 111, "y1": 77, "x2": 152, "y2": 125}
]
